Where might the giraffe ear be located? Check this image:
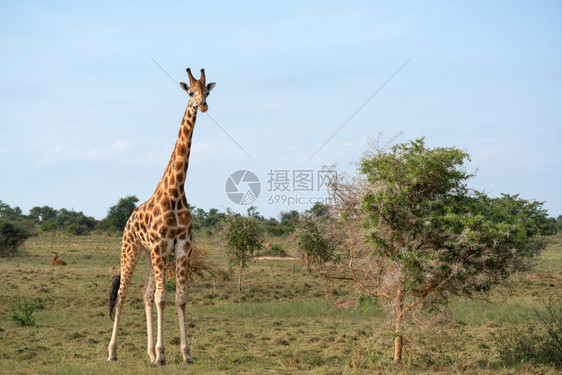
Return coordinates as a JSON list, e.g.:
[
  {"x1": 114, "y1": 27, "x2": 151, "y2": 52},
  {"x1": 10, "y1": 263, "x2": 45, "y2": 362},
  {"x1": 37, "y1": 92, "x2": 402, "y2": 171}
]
[
  {"x1": 206, "y1": 82, "x2": 216, "y2": 92},
  {"x1": 179, "y1": 82, "x2": 189, "y2": 92}
]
